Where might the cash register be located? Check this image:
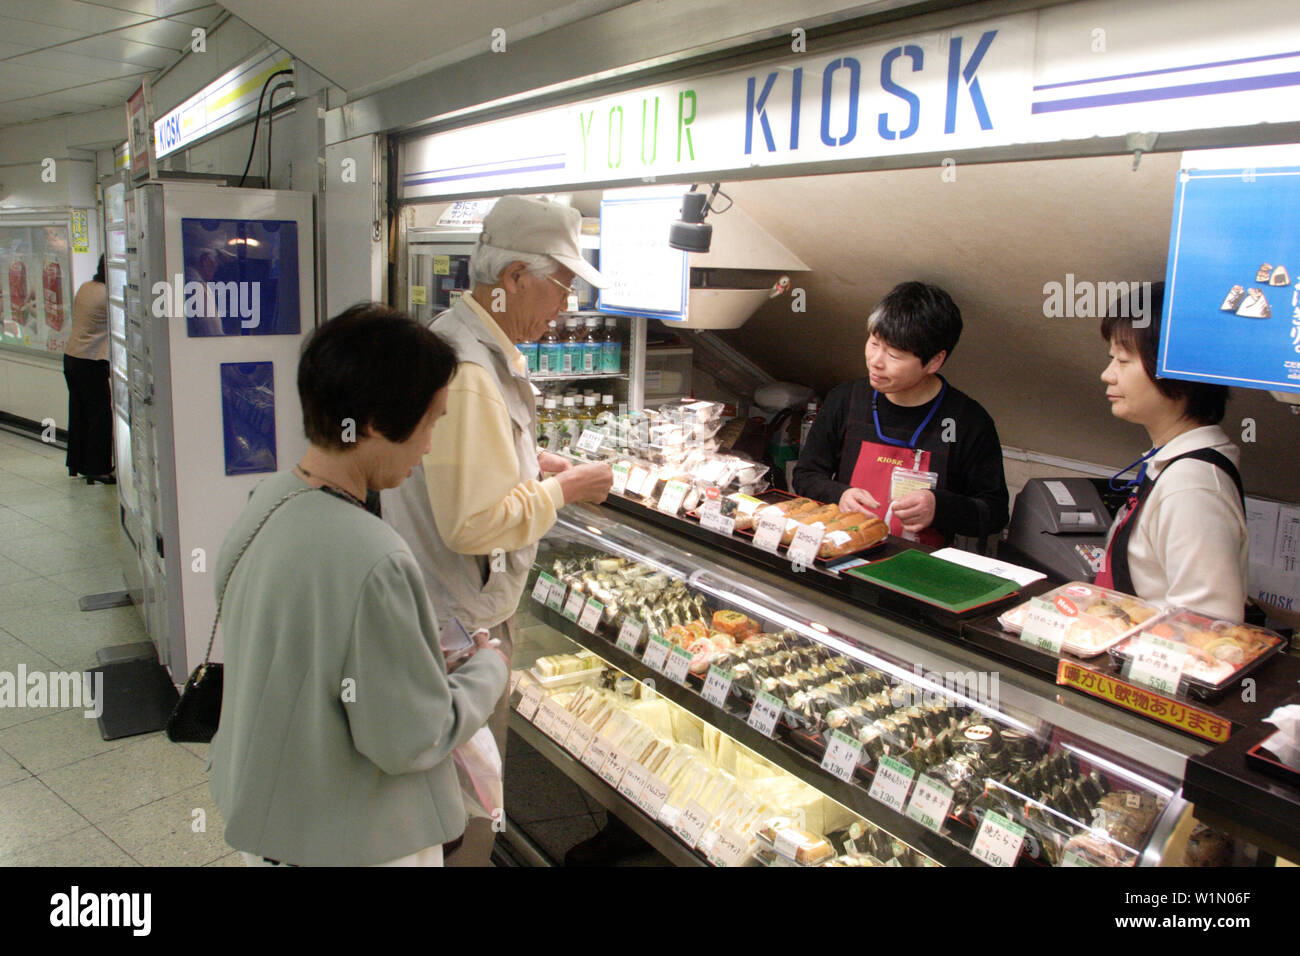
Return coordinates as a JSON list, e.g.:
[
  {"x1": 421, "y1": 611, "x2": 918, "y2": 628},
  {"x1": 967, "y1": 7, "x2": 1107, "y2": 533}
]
[{"x1": 999, "y1": 478, "x2": 1117, "y2": 582}]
